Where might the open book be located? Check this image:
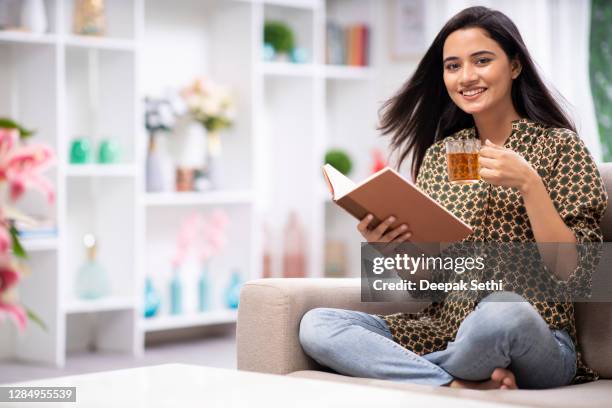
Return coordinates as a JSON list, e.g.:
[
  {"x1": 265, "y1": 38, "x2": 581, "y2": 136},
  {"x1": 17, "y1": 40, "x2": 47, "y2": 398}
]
[{"x1": 322, "y1": 164, "x2": 473, "y2": 242}]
